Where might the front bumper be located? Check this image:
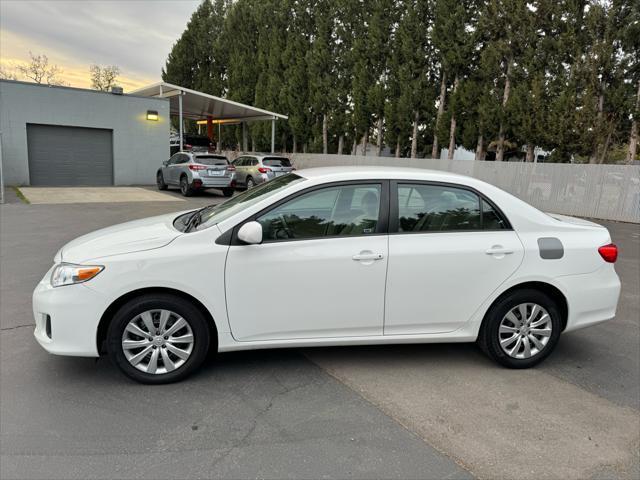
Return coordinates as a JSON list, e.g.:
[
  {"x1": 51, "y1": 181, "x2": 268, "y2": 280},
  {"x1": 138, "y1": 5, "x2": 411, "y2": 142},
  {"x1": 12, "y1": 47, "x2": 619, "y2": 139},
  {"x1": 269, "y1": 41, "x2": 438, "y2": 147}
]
[
  {"x1": 32, "y1": 271, "x2": 105, "y2": 357},
  {"x1": 557, "y1": 265, "x2": 621, "y2": 332}
]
